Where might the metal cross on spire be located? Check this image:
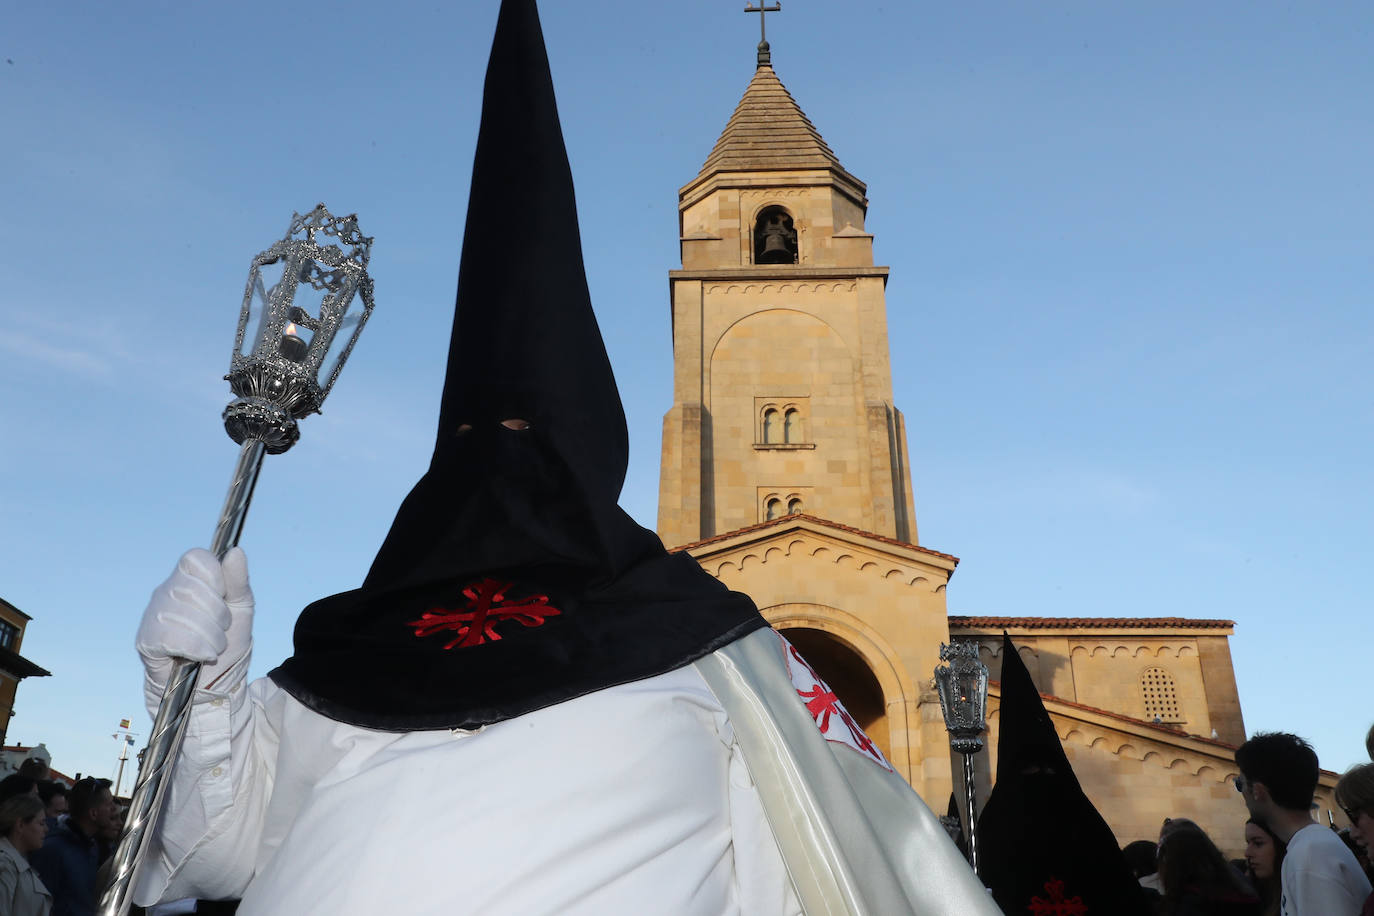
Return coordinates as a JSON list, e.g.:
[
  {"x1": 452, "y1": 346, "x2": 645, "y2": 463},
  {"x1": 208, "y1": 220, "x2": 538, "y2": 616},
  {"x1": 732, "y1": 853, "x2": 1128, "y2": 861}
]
[{"x1": 744, "y1": 1, "x2": 781, "y2": 67}]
